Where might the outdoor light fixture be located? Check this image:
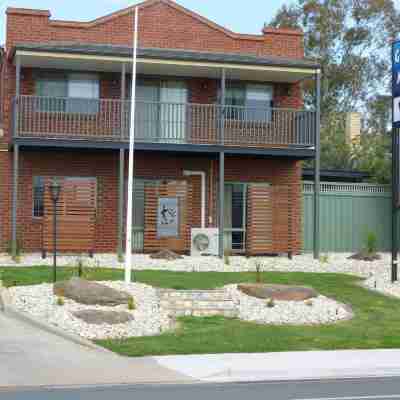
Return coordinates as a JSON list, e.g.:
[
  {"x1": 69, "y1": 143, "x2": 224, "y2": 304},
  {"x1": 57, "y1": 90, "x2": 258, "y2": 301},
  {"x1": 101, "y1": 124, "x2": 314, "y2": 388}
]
[{"x1": 49, "y1": 177, "x2": 61, "y2": 283}]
